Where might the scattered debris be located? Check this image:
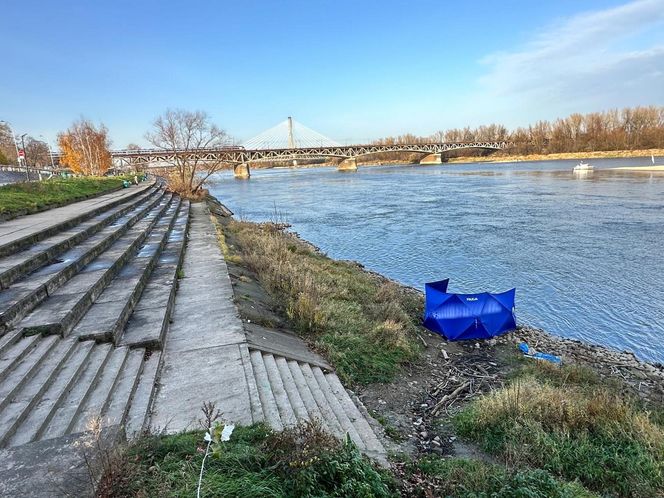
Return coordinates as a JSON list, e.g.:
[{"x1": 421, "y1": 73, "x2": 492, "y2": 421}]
[{"x1": 518, "y1": 342, "x2": 562, "y2": 364}]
